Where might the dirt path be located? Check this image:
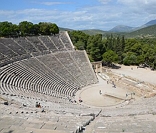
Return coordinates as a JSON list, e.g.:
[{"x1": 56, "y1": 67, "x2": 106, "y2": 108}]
[{"x1": 111, "y1": 65, "x2": 156, "y2": 86}]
